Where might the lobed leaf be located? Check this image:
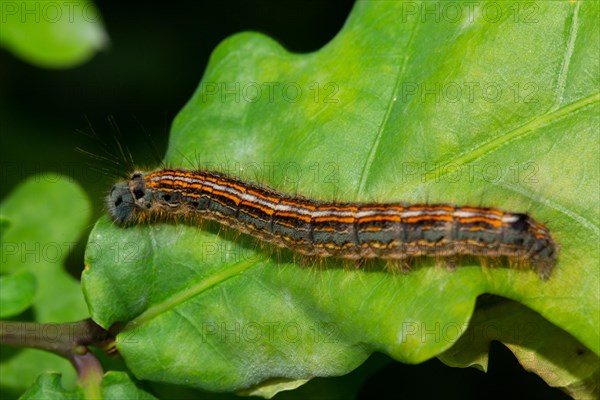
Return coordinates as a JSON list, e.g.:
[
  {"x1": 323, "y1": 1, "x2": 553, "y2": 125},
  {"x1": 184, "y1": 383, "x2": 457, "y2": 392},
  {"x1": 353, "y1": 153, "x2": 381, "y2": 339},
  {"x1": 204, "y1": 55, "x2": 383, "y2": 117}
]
[{"x1": 83, "y1": 0, "x2": 600, "y2": 396}]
